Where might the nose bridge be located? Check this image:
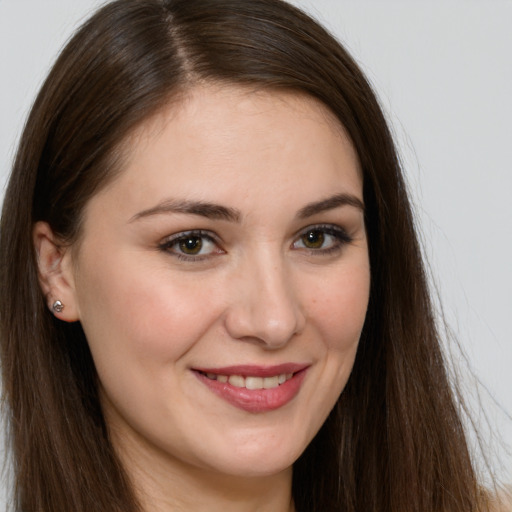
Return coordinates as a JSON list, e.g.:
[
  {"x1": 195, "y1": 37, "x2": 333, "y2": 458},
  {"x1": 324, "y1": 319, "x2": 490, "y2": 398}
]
[{"x1": 224, "y1": 245, "x2": 305, "y2": 348}]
